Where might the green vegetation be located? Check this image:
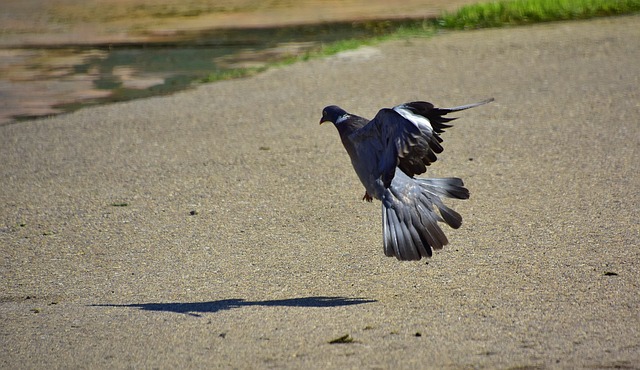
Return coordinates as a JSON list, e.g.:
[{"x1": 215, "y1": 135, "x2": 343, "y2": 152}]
[
  {"x1": 440, "y1": 0, "x2": 640, "y2": 29},
  {"x1": 316, "y1": 38, "x2": 376, "y2": 57},
  {"x1": 201, "y1": 0, "x2": 639, "y2": 83},
  {"x1": 200, "y1": 67, "x2": 266, "y2": 83},
  {"x1": 315, "y1": 0, "x2": 640, "y2": 55}
]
